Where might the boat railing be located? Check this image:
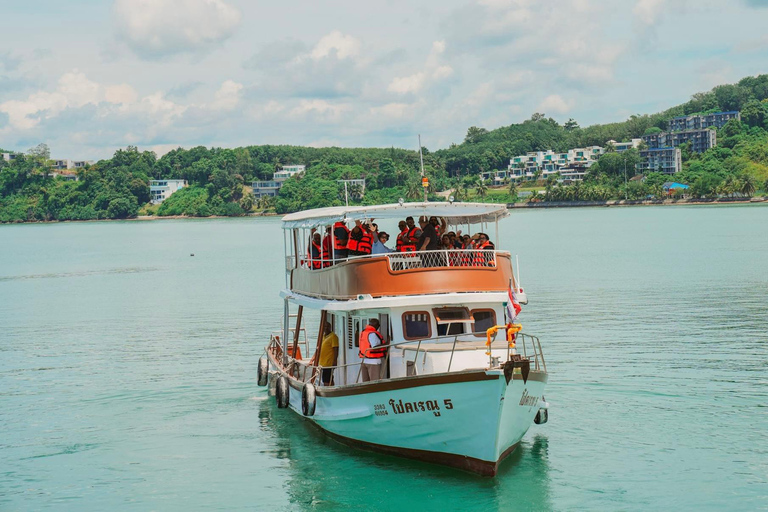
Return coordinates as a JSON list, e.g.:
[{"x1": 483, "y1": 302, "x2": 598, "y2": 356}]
[
  {"x1": 267, "y1": 329, "x2": 545, "y2": 388},
  {"x1": 294, "y1": 249, "x2": 504, "y2": 272}
]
